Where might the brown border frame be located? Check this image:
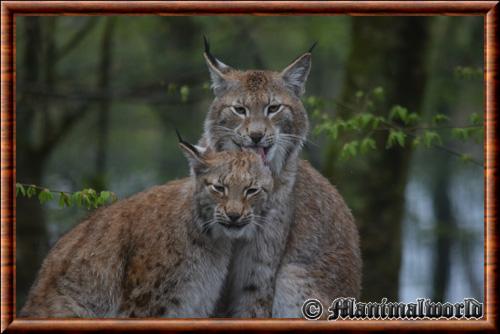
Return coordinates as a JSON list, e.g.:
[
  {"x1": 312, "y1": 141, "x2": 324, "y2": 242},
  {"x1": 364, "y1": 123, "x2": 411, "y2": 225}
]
[{"x1": 1, "y1": 1, "x2": 497, "y2": 332}]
